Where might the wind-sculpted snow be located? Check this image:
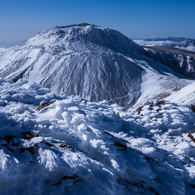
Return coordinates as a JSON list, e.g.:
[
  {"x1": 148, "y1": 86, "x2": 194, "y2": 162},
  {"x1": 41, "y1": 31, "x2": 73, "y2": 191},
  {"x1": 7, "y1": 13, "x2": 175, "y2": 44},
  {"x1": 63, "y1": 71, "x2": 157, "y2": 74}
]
[{"x1": 0, "y1": 79, "x2": 195, "y2": 194}]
